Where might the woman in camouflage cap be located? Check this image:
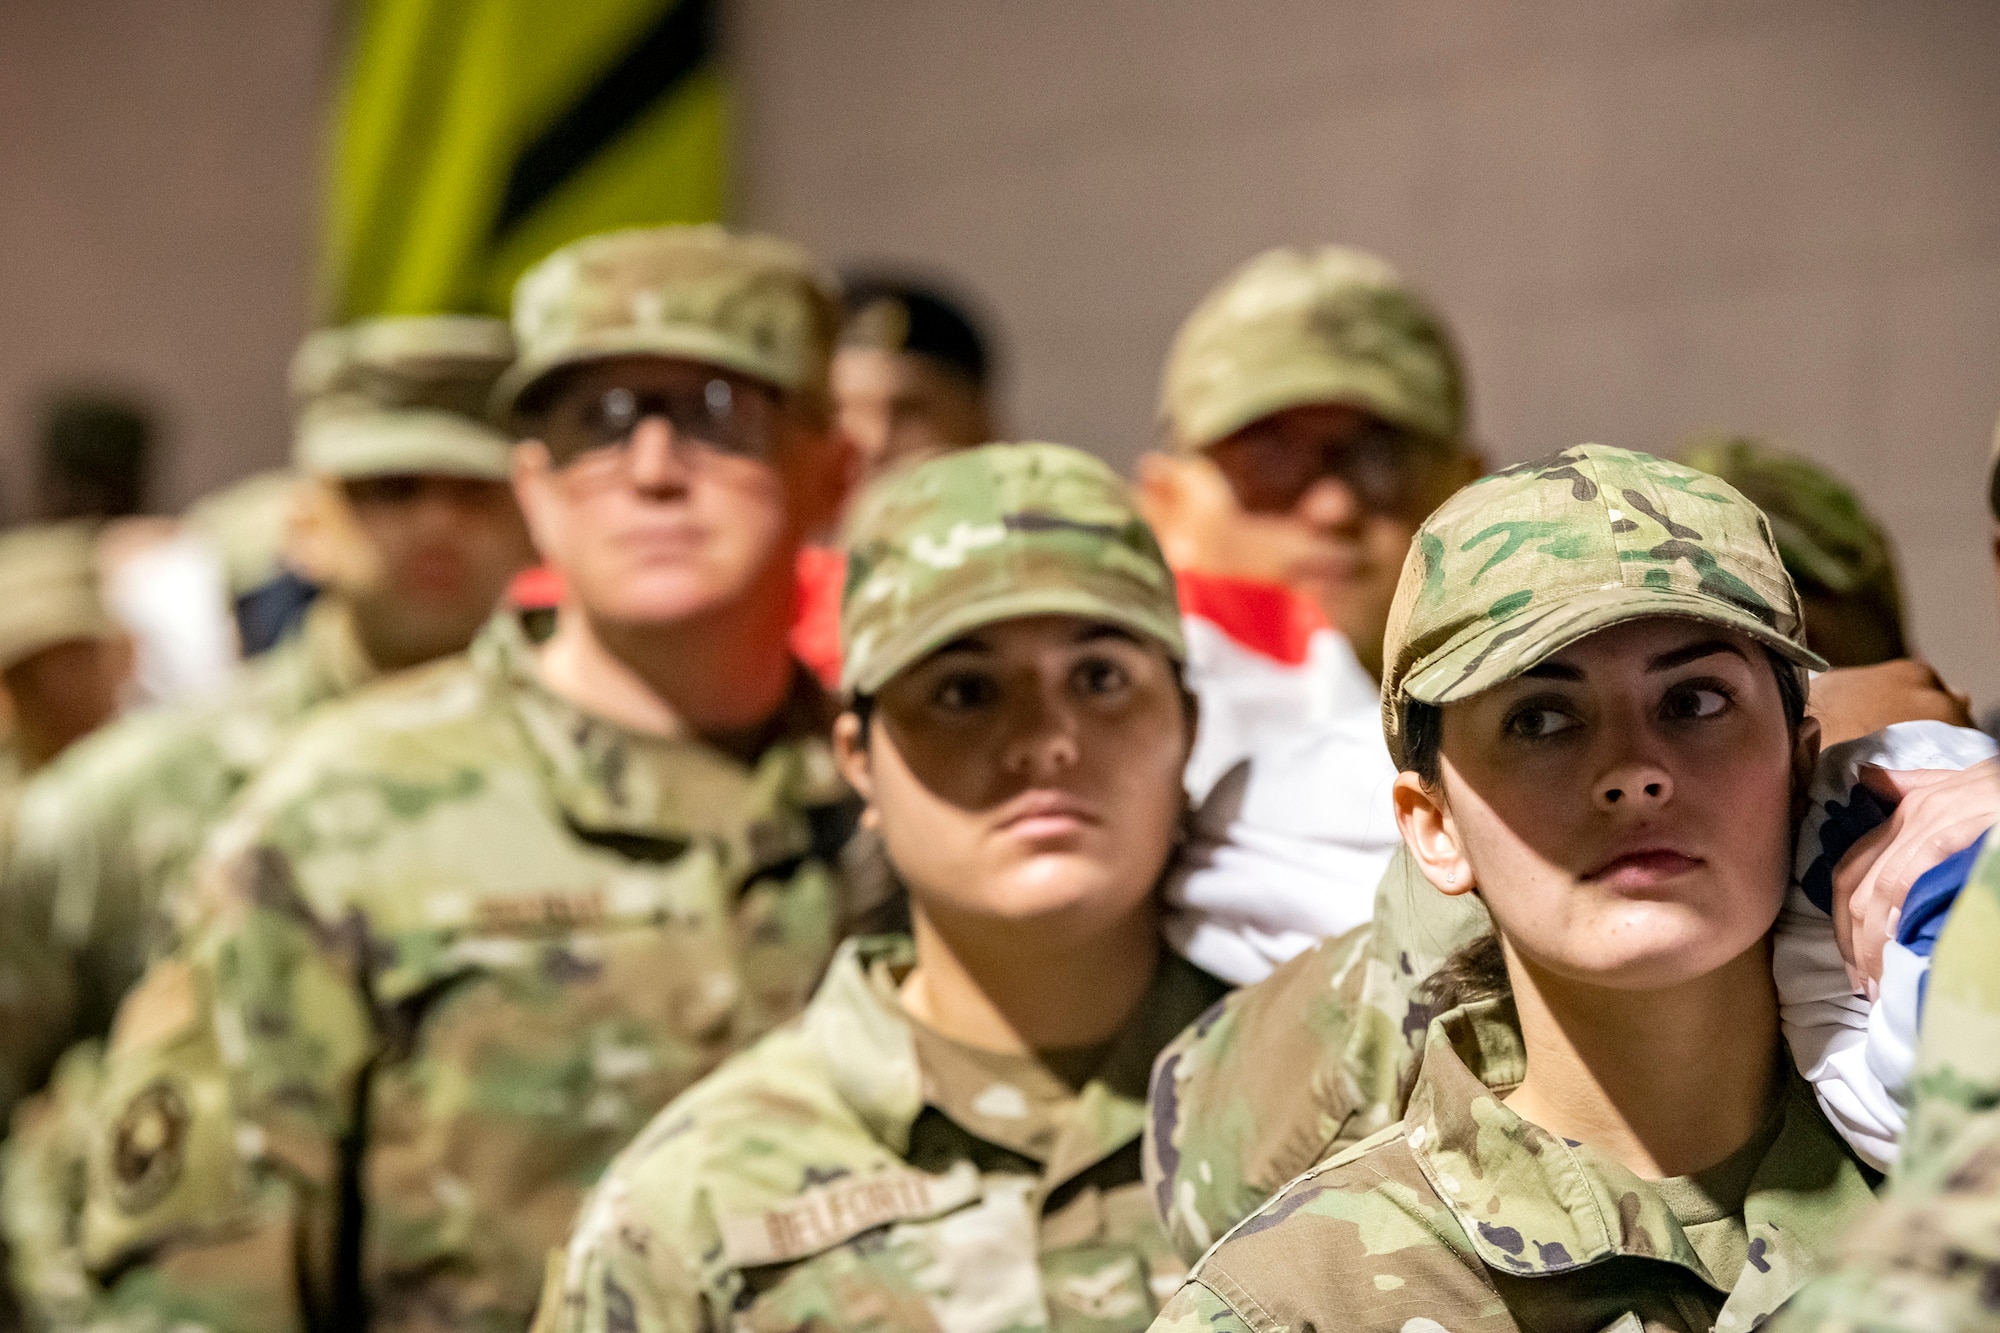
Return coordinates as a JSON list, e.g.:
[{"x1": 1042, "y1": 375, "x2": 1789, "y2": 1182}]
[
  {"x1": 536, "y1": 442, "x2": 1229, "y2": 1333},
  {"x1": 1150, "y1": 445, "x2": 1882, "y2": 1333}
]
